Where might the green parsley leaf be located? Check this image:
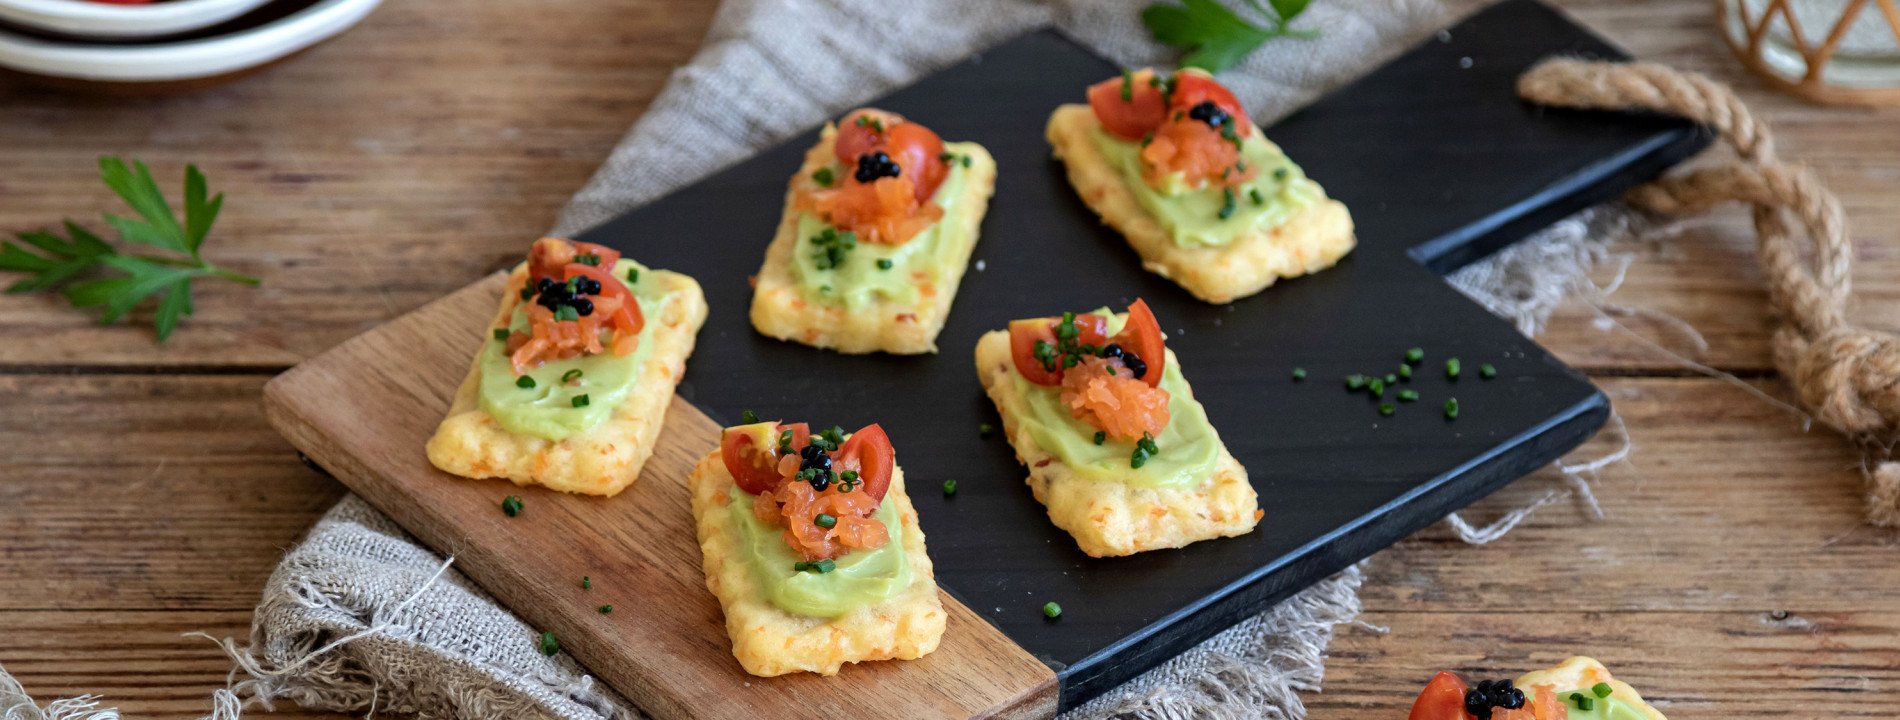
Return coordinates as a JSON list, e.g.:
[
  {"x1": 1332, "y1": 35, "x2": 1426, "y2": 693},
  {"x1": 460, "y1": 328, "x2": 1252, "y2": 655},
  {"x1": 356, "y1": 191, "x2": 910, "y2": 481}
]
[
  {"x1": 1142, "y1": 0, "x2": 1318, "y2": 72},
  {"x1": 0, "y1": 157, "x2": 257, "y2": 342}
]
